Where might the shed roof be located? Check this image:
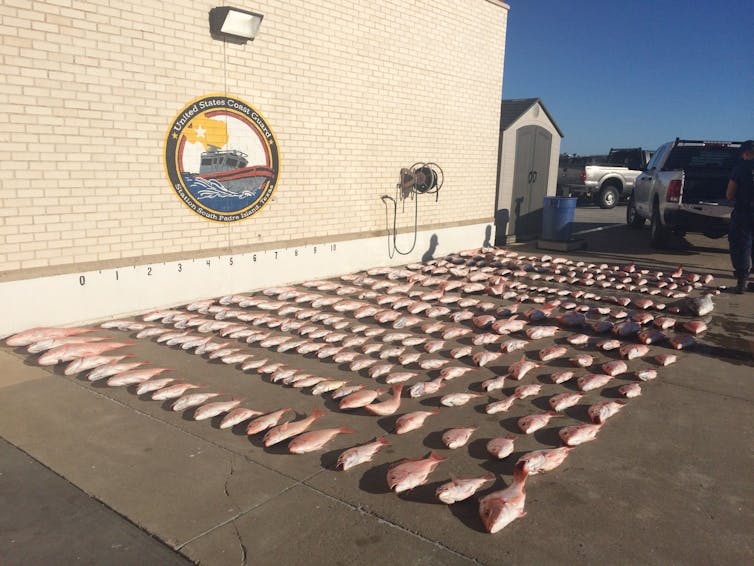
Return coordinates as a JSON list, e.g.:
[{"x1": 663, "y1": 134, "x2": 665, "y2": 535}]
[{"x1": 500, "y1": 98, "x2": 563, "y2": 137}]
